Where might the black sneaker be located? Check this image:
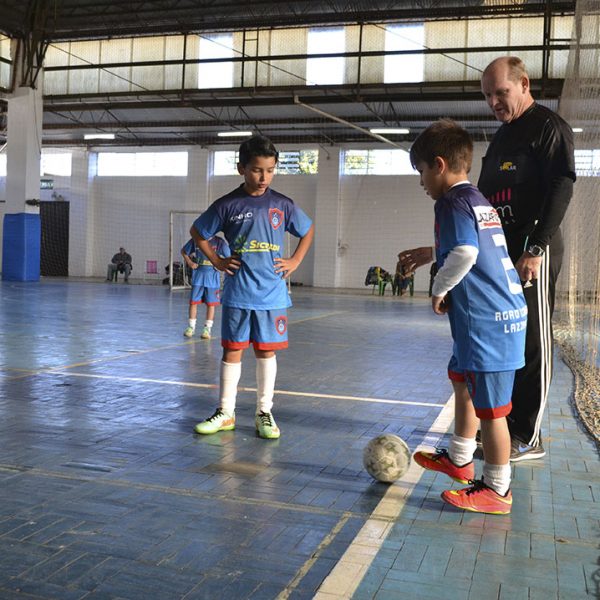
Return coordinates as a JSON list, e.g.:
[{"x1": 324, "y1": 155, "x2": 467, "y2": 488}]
[{"x1": 510, "y1": 438, "x2": 546, "y2": 462}]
